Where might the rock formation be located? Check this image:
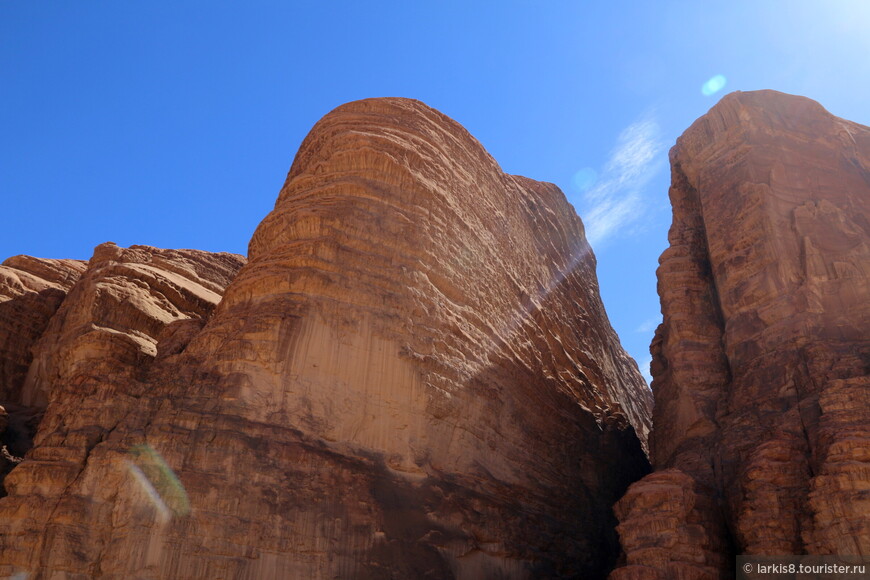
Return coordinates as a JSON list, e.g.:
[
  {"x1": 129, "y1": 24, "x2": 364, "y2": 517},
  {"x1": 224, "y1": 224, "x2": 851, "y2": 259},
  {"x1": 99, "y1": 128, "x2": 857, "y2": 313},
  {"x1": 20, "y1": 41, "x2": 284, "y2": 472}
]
[
  {"x1": 611, "y1": 90, "x2": 870, "y2": 579},
  {"x1": 0, "y1": 256, "x2": 86, "y2": 403},
  {"x1": 0, "y1": 98, "x2": 651, "y2": 579},
  {"x1": 0, "y1": 255, "x2": 86, "y2": 491},
  {"x1": 0, "y1": 243, "x2": 246, "y2": 572}
]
